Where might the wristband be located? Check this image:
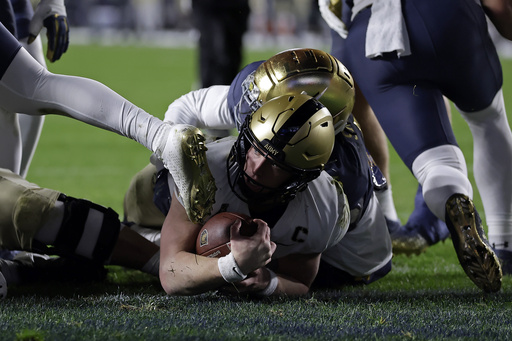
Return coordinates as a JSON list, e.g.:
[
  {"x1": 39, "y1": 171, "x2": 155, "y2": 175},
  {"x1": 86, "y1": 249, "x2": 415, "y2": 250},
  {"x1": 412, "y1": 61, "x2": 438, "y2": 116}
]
[
  {"x1": 218, "y1": 253, "x2": 247, "y2": 283},
  {"x1": 256, "y1": 268, "x2": 278, "y2": 296}
]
